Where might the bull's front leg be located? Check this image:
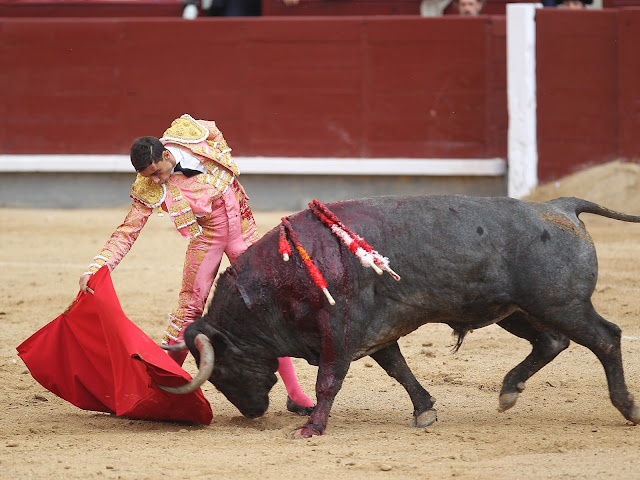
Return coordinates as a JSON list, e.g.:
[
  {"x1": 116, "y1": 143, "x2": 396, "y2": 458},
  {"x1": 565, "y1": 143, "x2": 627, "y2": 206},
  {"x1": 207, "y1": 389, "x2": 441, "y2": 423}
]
[
  {"x1": 289, "y1": 310, "x2": 351, "y2": 439},
  {"x1": 288, "y1": 359, "x2": 350, "y2": 439}
]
